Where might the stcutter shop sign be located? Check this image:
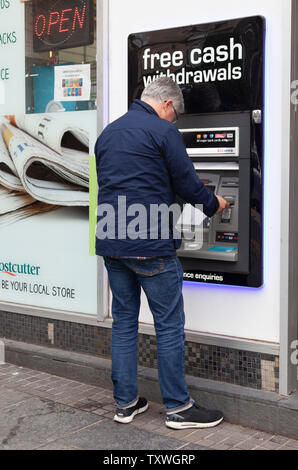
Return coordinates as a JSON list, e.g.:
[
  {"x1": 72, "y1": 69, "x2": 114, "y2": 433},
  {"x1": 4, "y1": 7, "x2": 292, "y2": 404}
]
[{"x1": 128, "y1": 16, "x2": 265, "y2": 114}]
